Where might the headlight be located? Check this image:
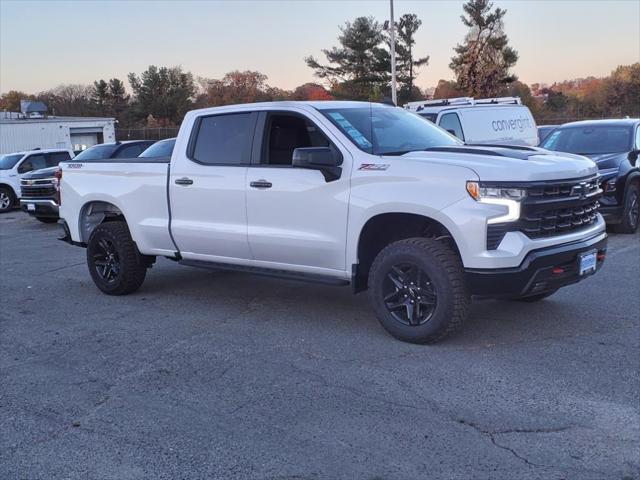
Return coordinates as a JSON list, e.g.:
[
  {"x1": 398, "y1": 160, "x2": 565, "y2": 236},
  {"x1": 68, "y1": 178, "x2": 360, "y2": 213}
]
[
  {"x1": 466, "y1": 181, "x2": 525, "y2": 224},
  {"x1": 602, "y1": 177, "x2": 617, "y2": 193}
]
